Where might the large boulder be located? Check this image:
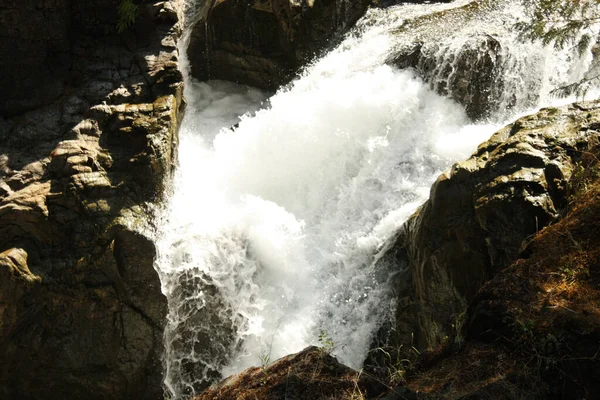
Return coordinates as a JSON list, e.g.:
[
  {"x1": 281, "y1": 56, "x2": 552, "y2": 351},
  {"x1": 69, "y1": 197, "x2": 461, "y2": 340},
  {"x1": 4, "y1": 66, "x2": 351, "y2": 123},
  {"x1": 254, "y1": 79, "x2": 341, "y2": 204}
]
[
  {"x1": 195, "y1": 346, "x2": 388, "y2": 400},
  {"x1": 393, "y1": 34, "x2": 503, "y2": 120},
  {"x1": 186, "y1": 0, "x2": 372, "y2": 90},
  {"x1": 163, "y1": 268, "x2": 238, "y2": 397},
  {"x1": 404, "y1": 145, "x2": 600, "y2": 399},
  {"x1": 0, "y1": 1, "x2": 184, "y2": 398},
  {"x1": 380, "y1": 101, "x2": 600, "y2": 352}
]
